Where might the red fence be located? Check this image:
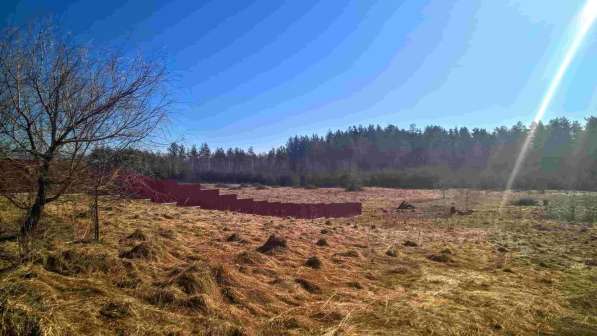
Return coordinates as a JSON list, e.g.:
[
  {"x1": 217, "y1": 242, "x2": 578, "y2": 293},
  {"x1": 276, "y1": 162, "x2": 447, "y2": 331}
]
[{"x1": 120, "y1": 175, "x2": 362, "y2": 219}]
